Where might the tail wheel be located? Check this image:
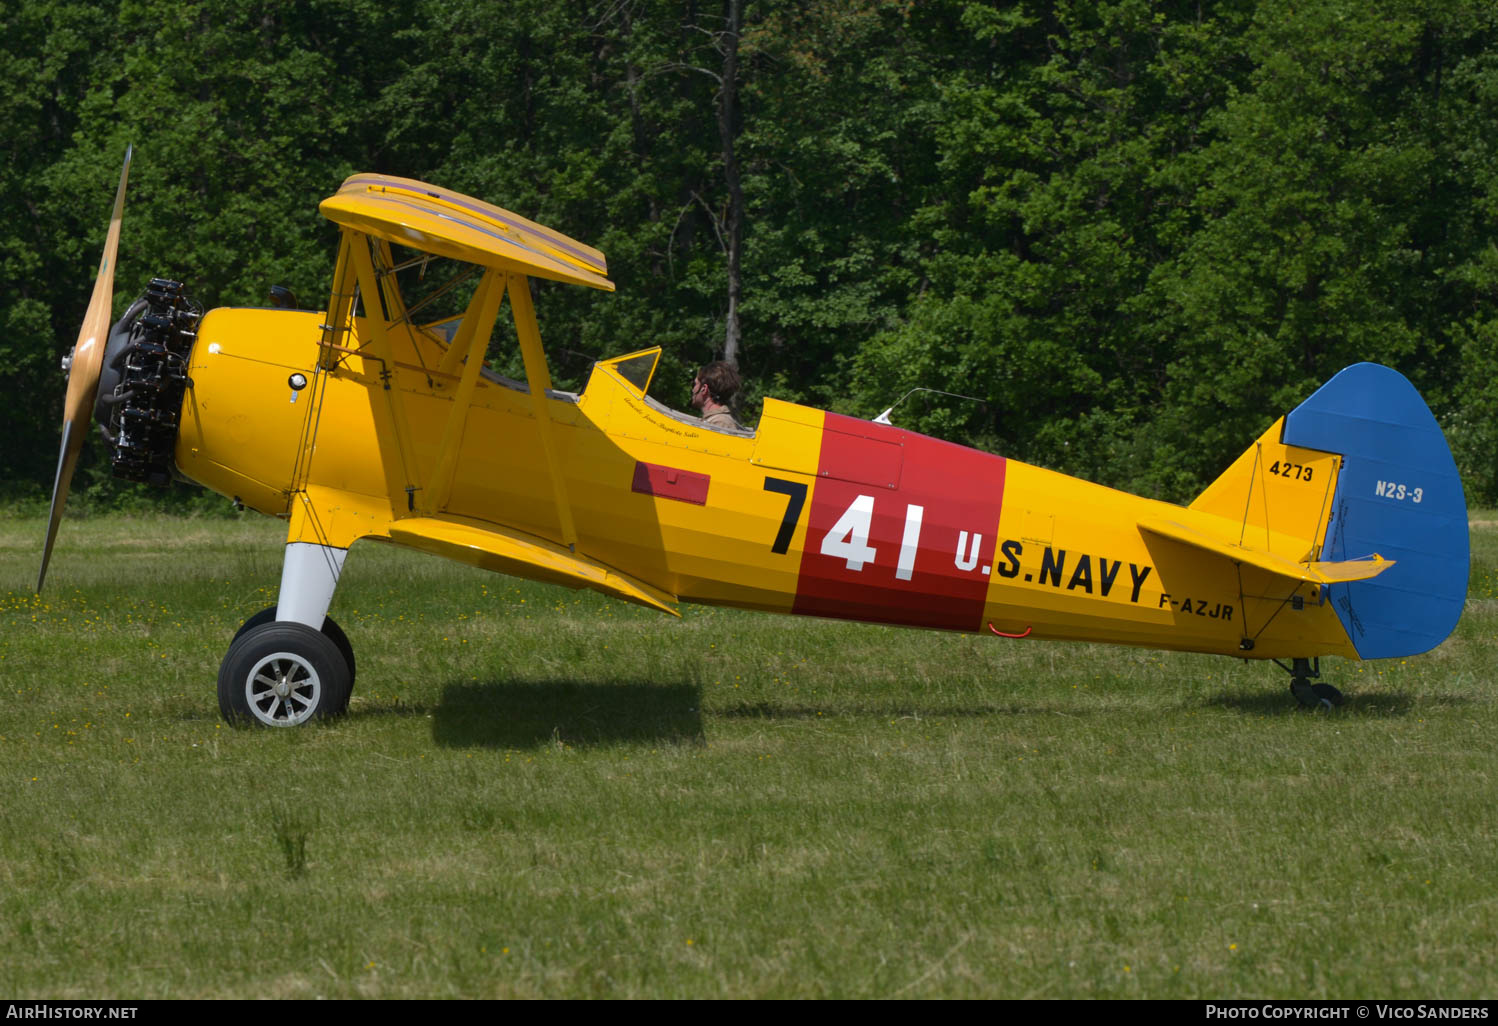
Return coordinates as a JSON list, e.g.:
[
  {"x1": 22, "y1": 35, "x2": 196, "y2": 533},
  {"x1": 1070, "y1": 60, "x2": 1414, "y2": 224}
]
[
  {"x1": 1290, "y1": 679, "x2": 1344, "y2": 710},
  {"x1": 1310, "y1": 682, "x2": 1344, "y2": 708},
  {"x1": 219, "y1": 622, "x2": 351, "y2": 727},
  {"x1": 1284, "y1": 656, "x2": 1342, "y2": 710},
  {"x1": 233, "y1": 606, "x2": 356, "y2": 689}
]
